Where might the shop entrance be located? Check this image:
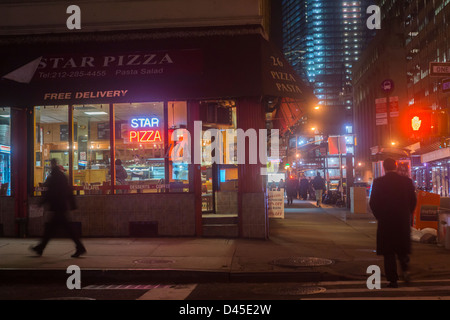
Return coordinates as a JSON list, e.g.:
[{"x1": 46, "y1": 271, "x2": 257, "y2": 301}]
[{"x1": 200, "y1": 101, "x2": 238, "y2": 216}]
